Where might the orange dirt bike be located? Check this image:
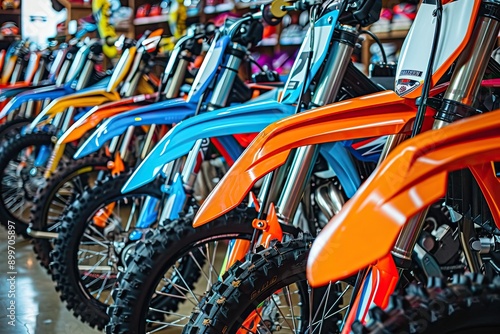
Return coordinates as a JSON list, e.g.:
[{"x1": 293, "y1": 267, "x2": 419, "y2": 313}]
[
  {"x1": 306, "y1": 109, "x2": 500, "y2": 333},
  {"x1": 0, "y1": 30, "x2": 163, "y2": 236},
  {"x1": 163, "y1": 0, "x2": 500, "y2": 332},
  {"x1": 27, "y1": 23, "x2": 211, "y2": 272}
]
